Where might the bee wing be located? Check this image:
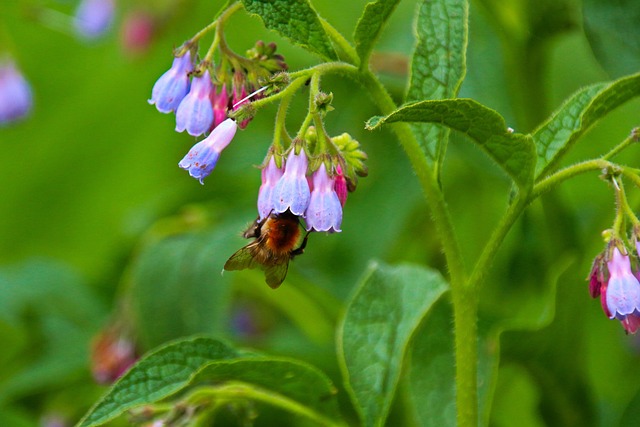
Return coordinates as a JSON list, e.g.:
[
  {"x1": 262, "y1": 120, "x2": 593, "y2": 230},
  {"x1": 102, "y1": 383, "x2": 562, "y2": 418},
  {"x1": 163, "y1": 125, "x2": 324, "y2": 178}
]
[
  {"x1": 264, "y1": 261, "x2": 289, "y2": 289},
  {"x1": 224, "y1": 243, "x2": 260, "y2": 272}
]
